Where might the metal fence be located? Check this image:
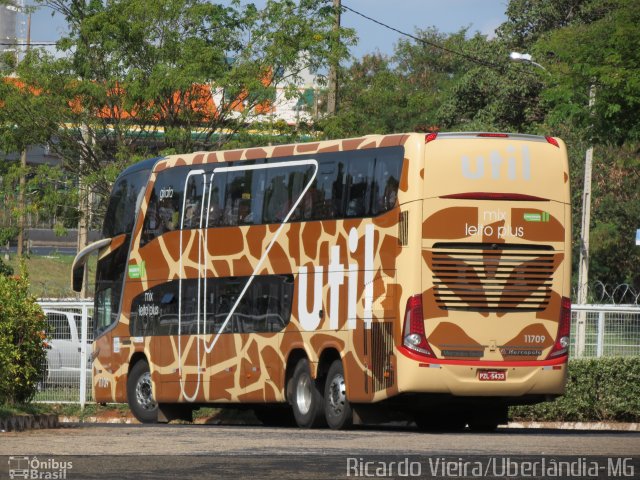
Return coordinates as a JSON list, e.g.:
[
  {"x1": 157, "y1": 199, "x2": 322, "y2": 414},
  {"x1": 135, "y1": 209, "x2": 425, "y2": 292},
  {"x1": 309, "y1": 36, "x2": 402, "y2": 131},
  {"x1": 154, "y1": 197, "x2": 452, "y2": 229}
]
[
  {"x1": 571, "y1": 304, "x2": 640, "y2": 358},
  {"x1": 37, "y1": 301, "x2": 93, "y2": 405},
  {"x1": 32, "y1": 301, "x2": 640, "y2": 405}
]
